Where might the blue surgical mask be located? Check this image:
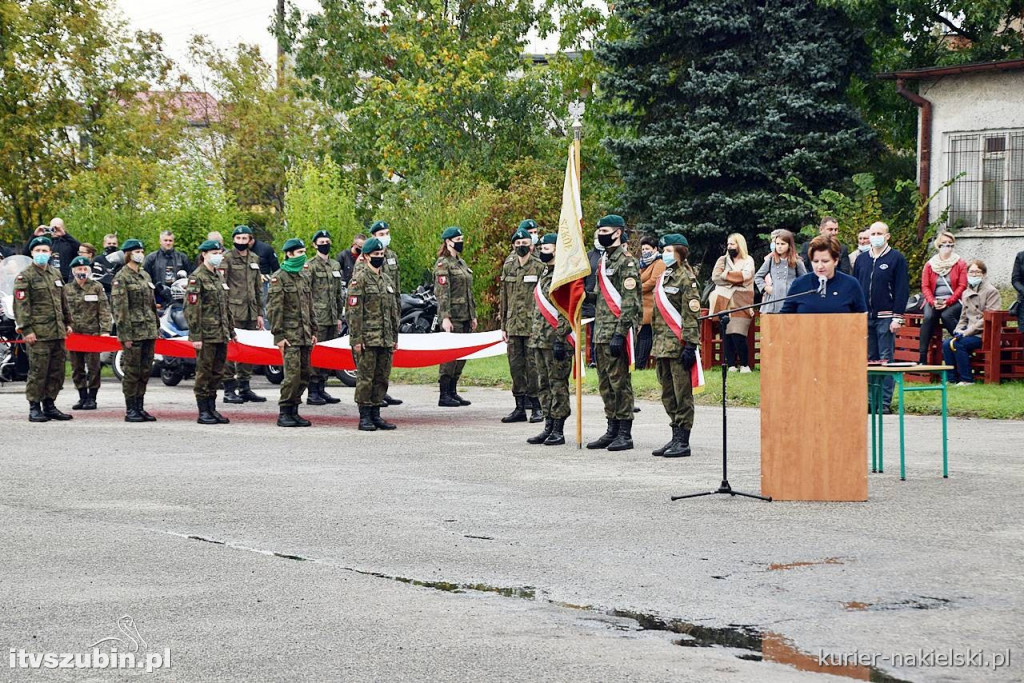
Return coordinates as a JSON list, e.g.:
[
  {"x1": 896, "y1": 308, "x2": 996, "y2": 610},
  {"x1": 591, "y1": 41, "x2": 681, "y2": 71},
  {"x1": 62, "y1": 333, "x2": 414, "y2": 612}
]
[
  {"x1": 206, "y1": 253, "x2": 224, "y2": 267},
  {"x1": 662, "y1": 251, "x2": 675, "y2": 267},
  {"x1": 378, "y1": 234, "x2": 391, "y2": 248},
  {"x1": 858, "y1": 244, "x2": 870, "y2": 252},
  {"x1": 768, "y1": 242, "x2": 777, "y2": 253},
  {"x1": 530, "y1": 233, "x2": 539, "y2": 246},
  {"x1": 968, "y1": 276, "x2": 982, "y2": 287},
  {"x1": 33, "y1": 253, "x2": 50, "y2": 266},
  {"x1": 869, "y1": 236, "x2": 885, "y2": 248}
]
